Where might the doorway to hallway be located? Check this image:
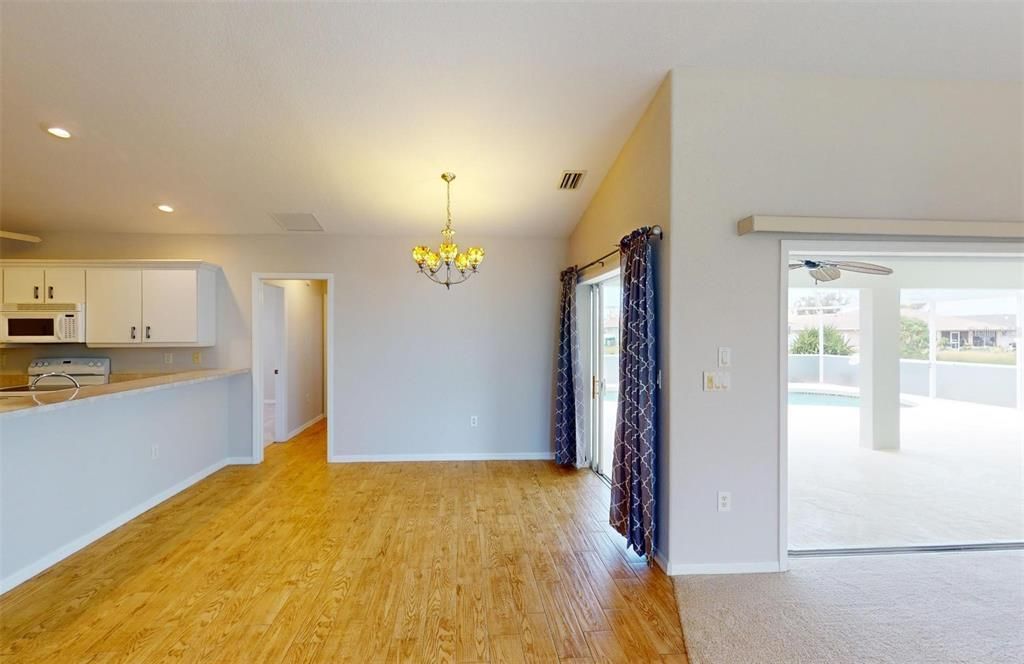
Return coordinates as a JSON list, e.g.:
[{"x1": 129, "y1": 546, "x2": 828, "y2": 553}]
[{"x1": 251, "y1": 272, "x2": 335, "y2": 463}]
